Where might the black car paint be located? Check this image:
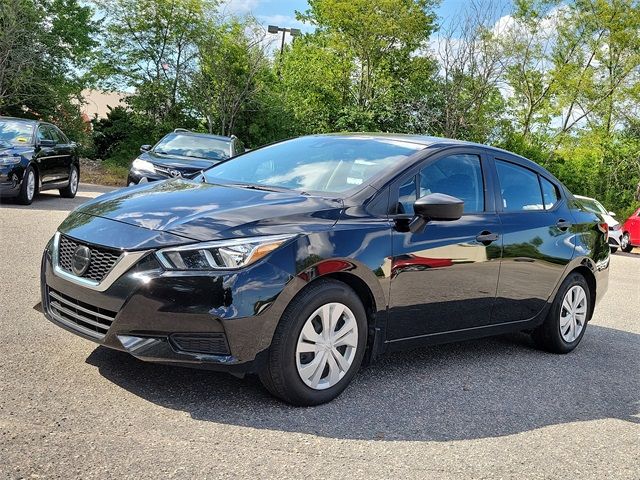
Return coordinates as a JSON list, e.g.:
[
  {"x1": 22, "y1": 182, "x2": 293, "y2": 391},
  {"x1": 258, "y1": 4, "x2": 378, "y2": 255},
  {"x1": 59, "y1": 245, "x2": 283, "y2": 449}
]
[
  {"x1": 40, "y1": 136, "x2": 609, "y2": 375},
  {"x1": 0, "y1": 117, "x2": 78, "y2": 198}
]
